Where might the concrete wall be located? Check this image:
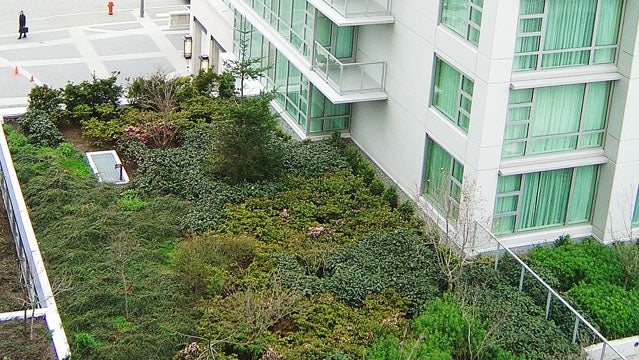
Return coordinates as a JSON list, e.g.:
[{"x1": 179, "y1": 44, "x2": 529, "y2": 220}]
[
  {"x1": 593, "y1": 0, "x2": 639, "y2": 243},
  {"x1": 350, "y1": 0, "x2": 519, "y2": 222}
]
